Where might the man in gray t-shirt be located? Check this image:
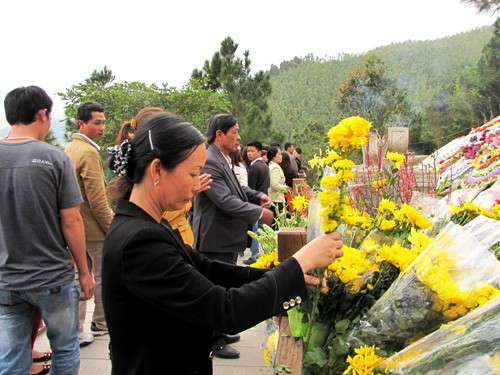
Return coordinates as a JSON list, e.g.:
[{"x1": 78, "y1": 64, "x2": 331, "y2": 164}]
[{"x1": 0, "y1": 86, "x2": 94, "y2": 374}]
